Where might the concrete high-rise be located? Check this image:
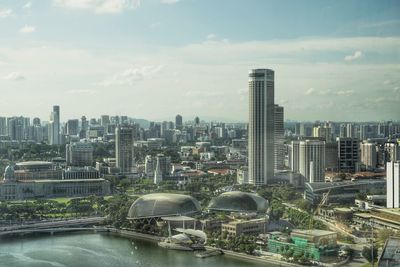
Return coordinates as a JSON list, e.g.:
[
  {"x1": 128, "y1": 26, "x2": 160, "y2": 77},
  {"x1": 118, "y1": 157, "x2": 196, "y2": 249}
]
[
  {"x1": 66, "y1": 119, "x2": 79, "y2": 136},
  {"x1": 175, "y1": 114, "x2": 183, "y2": 130},
  {"x1": 0, "y1": 117, "x2": 6, "y2": 136},
  {"x1": 248, "y1": 68, "x2": 275, "y2": 185},
  {"x1": 360, "y1": 142, "x2": 377, "y2": 170},
  {"x1": 299, "y1": 140, "x2": 325, "y2": 183},
  {"x1": 387, "y1": 161, "x2": 400, "y2": 208},
  {"x1": 338, "y1": 137, "x2": 360, "y2": 173},
  {"x1": 291, "y1": 141, "x2": 300, "y2": 173},
  {"x1": 274, "y1": 105, "x2": 284, "y2": 171},
  {"x1": 49, "y1": 105, "x2": 61, "y2": 145},
  {"x1": 66, "y1": 142, "x2": 93, "y2": 167},
  {"x1": 115, "y1": 126, "x2": 135, "y2": 173}
]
